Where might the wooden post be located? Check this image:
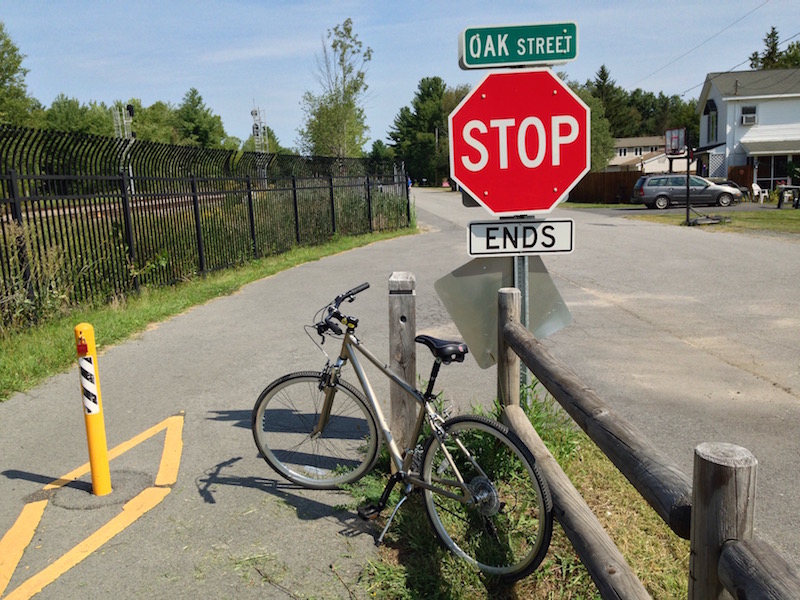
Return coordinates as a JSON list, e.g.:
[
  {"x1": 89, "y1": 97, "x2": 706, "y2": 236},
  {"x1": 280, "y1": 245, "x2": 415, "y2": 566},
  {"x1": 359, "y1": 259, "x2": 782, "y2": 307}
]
[
  {"x1": 389, "y1": 272, "x2": 416, "y2": 462},
  {"x1": 689, "y1": 443, "x2": 757, "y2": 600},
  {"x1": 497, "y1": 288, "x2": 520, "y2": 407}
]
